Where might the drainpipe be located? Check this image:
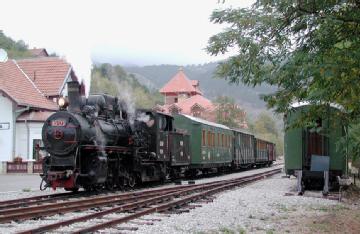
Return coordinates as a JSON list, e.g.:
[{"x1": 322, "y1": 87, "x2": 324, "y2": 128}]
[
  {"x1": 14, "y1": 106, "x2": 30, "y2": 160},
  {"x1": 25, "y1": 119, "x2": 30, "y2": 160}
]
